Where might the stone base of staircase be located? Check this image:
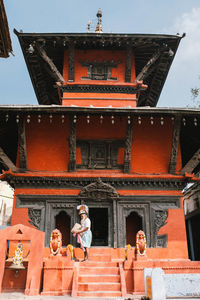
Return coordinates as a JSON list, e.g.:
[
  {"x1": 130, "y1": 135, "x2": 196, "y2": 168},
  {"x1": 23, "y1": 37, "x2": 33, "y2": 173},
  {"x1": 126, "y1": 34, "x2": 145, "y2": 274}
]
[{"x1": 72, "y1": 248, "x2": 127, "y2": 298}]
